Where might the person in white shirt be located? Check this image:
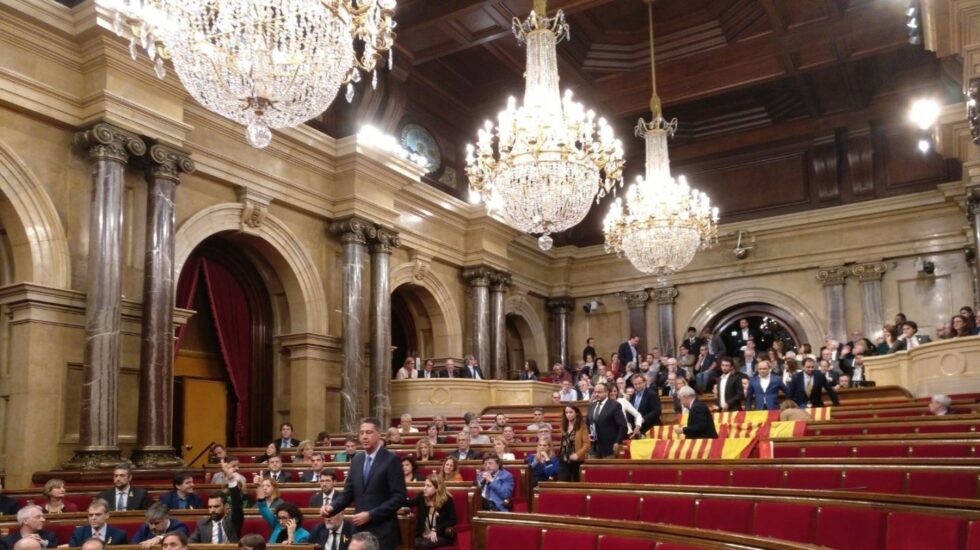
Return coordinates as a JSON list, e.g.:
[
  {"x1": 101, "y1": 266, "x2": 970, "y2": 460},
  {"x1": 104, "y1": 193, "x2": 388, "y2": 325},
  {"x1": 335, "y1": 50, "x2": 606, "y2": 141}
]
[
  {"x1": 395, "y1": 358, "x2": 418, "y2": 380},
  {"x1": 928, "y1": 394, "x2": 952, "y2": 416},
  {"x1": 398, "y1": 413, "x2": 419, "y2": 433},
  {"x1": 577, "y1": 379, "x2": 593, "y2": 401},
  {"x1": 608, "y1": 385, "x2": 644, "y2": 438}
]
